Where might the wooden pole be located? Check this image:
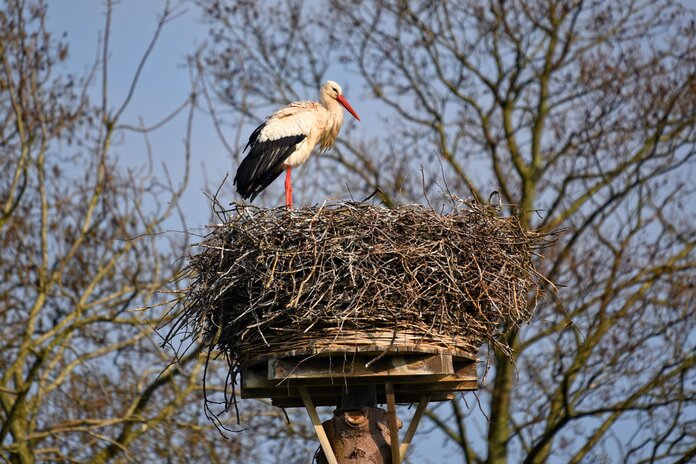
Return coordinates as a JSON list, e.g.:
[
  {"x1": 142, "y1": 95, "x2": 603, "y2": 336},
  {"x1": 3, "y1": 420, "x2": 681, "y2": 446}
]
[
  {"x1": 385, "y1": 380, "x2": 400, "y2": 464},
  {"x1": 299, "y1": 387, "x2": 339, "y2": 464},
  {"x1": 399, "y1": 394, "x2": 431, "y2": 461}
]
